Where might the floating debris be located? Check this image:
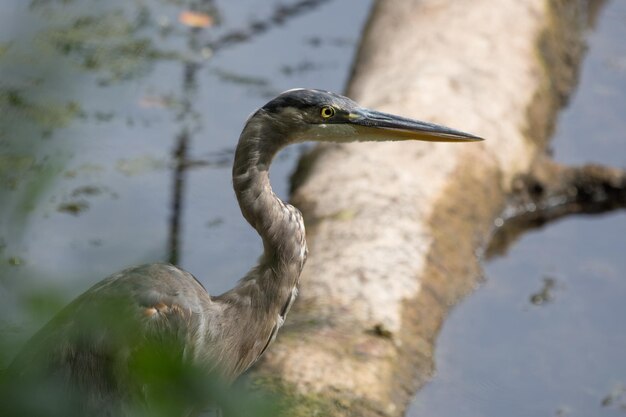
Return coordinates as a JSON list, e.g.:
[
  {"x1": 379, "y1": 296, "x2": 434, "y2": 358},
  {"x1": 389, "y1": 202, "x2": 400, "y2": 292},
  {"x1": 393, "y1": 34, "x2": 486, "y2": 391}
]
[
  {"x1": 116, "y1": 155, "x2": 167, "y2": 176},
  {"x1": 71, "y1": 185, "x2": 103, "y2": 197},
  {"x1": 58, "y1": 200, "x2": 89, "y2": 216},
  {"x1": 178, "y1": 11, "x2": 214, "y2": 28},
  {"x1": 63, "y1": 163, "x2": 105, "y2": 179},
  {"x1": 205, "y1": 218, "x2": 224, "y2": 228},
  {"x1": 530, "y1": 277, "x2": 557, "y2": 305}
]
